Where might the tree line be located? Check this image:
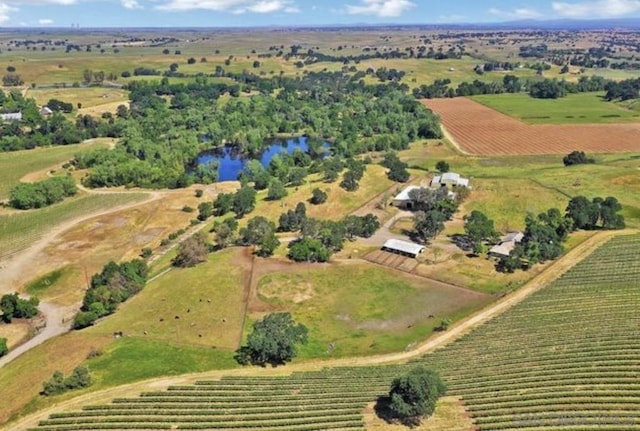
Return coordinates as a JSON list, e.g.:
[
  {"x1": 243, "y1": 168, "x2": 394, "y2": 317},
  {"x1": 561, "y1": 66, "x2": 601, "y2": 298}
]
[{"x1": 9, "y1": 176, "x2": 77, "y2": 210}]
